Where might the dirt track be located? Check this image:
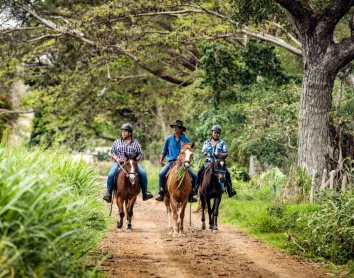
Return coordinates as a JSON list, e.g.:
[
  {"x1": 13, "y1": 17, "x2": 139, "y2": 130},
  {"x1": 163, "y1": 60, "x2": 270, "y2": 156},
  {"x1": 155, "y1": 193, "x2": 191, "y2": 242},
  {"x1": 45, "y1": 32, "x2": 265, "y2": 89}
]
[{"x1": 99, "y1": 196, "x2": 327, "y2": 278}]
